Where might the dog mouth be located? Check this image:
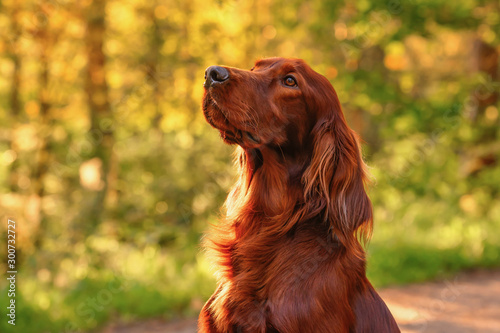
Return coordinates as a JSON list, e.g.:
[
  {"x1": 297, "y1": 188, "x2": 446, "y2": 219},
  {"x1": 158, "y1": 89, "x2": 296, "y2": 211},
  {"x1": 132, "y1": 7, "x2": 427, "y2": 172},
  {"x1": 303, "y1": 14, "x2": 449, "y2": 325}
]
[{"x1": 202, "y1": 94, "x2": 261, "y2": 146}]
